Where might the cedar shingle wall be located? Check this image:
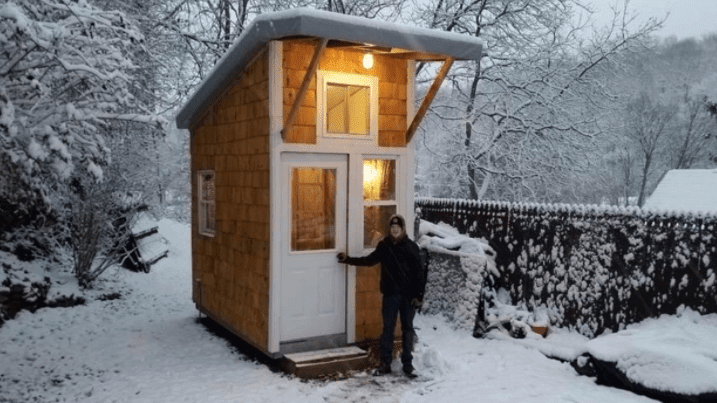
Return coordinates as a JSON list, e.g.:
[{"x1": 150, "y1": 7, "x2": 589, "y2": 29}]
[
  {"x1": 191, "y1": 49, "x2": 270, "y2": 350},
  {"x1": 356, "y1": 266, "x2": 384, "y2": 341},
  {"x1": 282, "y1": 40, "x2": 407, "y2": 147}
]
